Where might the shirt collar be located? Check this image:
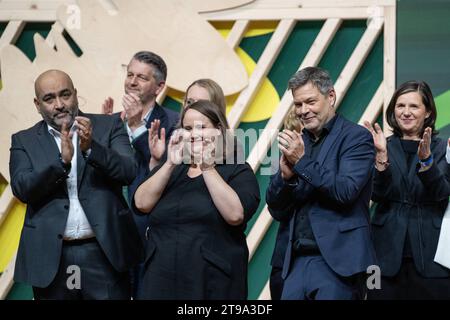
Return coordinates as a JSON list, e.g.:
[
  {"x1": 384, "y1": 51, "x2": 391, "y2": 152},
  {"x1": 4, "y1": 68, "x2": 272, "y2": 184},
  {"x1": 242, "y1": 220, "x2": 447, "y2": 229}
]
[
  {"x1": 47, "y1": 123, "x2": 77, "y2": 137},
  {"x1": 304, "y1": 114, "x2": 338, "y2": 142},
  {"x1": 142, "y1": 106, "x2": 154, "y2": 124}
]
